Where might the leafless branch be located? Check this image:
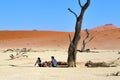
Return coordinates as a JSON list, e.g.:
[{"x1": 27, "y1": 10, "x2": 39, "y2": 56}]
[
  {"x1": 83, "y1": 0, "x2": 90, "y2": 10},
  {"x1": 78, "y1": 0, "x2": 83, "y2": 8},
  {"x1": 83, "y1": 29, "x2": 89, "y2": 42},
  {"x1": 68, "y1": 33, "x2": 72, "y2": 43},
  {"x1": 84, "y1": 29, "x2": 94, "y2": 44},
  {"x1": 68, "y1": 8, "x2": 78, "y2": 19},
  {"x1": 86, "y1": 36, "x2": 94, "y2": 43},
  {"x1": 81, "y1": 29, "x2": 90, "y2": 51}
]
